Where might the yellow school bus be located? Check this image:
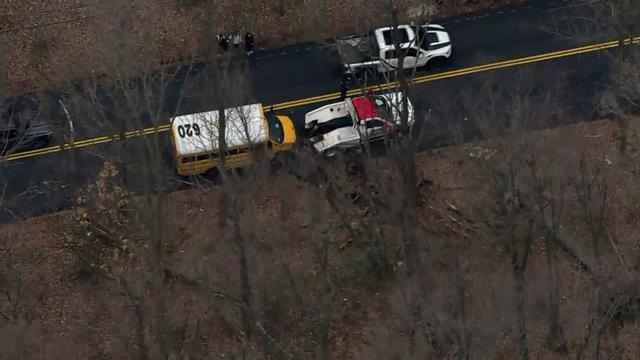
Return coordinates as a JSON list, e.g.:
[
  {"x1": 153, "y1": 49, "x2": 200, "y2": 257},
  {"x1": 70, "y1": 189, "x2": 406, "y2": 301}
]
[{"x1": 170, "y1": 103, "x2": 296, "y2": 176}]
